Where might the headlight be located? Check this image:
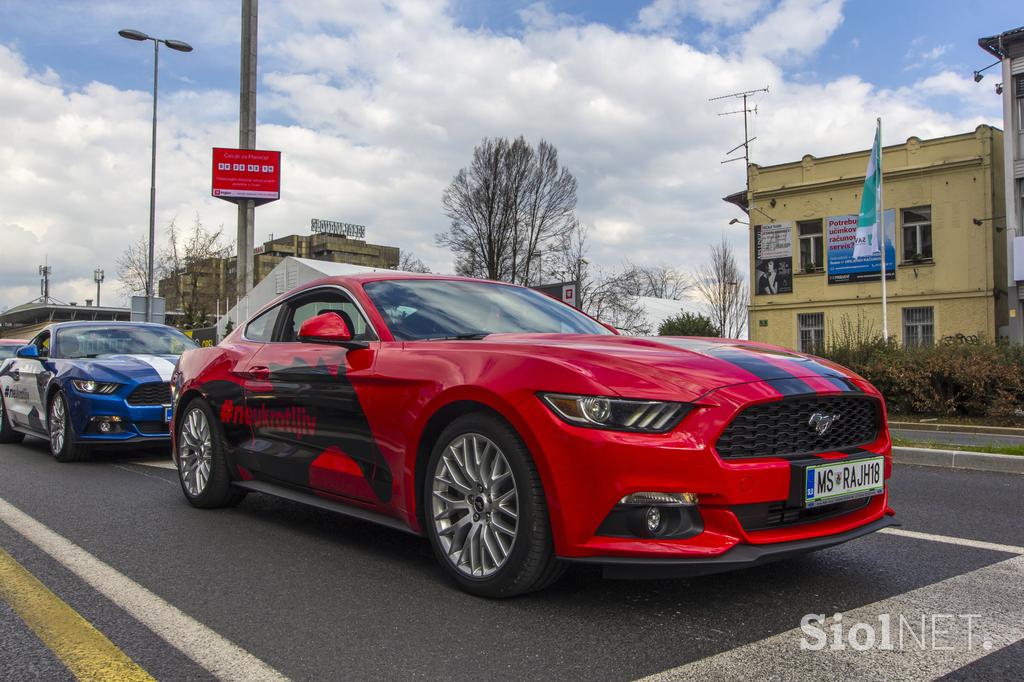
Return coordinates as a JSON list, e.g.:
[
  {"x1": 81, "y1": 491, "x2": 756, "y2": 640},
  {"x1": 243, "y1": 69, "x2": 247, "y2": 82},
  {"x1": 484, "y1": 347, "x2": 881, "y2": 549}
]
[
  {"x1": 72, "y1": 380, "x2": 119, "y2": 394},
  {"x1": 539, "y1": 393, "x2": 692, "y2": 433}
]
